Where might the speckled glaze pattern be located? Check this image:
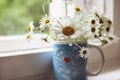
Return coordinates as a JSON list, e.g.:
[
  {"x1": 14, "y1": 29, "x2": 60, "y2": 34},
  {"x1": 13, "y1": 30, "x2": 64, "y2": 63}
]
[{"x1": 53, "y1": 42, "x2": 87, "y2": 80}]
